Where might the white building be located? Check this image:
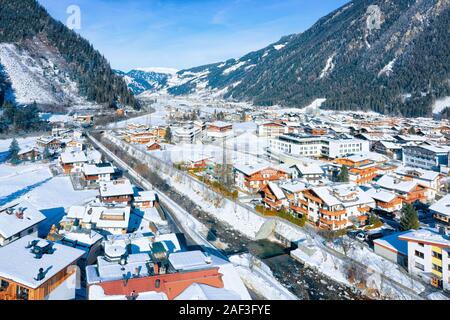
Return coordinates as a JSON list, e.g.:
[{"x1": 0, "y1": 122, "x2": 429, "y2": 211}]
[
  {"x1": 399, "y1": 229, "x2": 450, "y2": 291},
  {"x1": 269, "y1": 134, "x2": 369, "y2": 159},
  {"x1": 0, "y1": 202, "x2": 46, "y2": 247},
  {"x1": 402, "y1": 144, "x2": 450, "y2": 172}
]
